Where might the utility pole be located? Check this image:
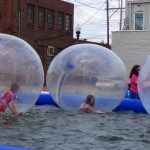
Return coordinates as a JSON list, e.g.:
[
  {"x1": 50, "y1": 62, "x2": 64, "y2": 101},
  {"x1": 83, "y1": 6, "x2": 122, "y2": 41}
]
[
  {"x1": 18, "y1": 0, "x2": 21, "y2": 37},
  {"x1": 106, "y1": 0, "x2": 125, "y2": 47},
  {"x1": 119, "y1": 0, "x2": 123, "y2": 31},
  {"x1": 106, "y1": 0, "x2": 109, "y2": 48}
]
